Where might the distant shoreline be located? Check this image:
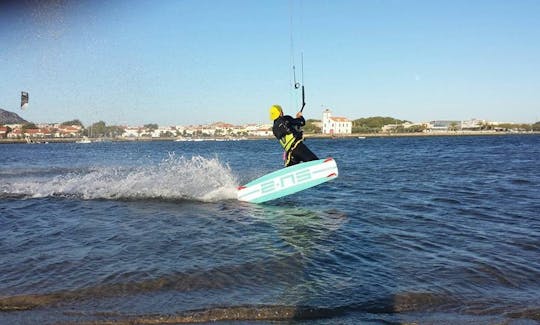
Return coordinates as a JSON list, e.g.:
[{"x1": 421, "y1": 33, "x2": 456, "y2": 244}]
[
  {"x1": 308, "y1": 130, "x2": 540, "y2": 138},
  {"x1": 0, "y1": 131, "x2": 538, "y2": 144}
]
